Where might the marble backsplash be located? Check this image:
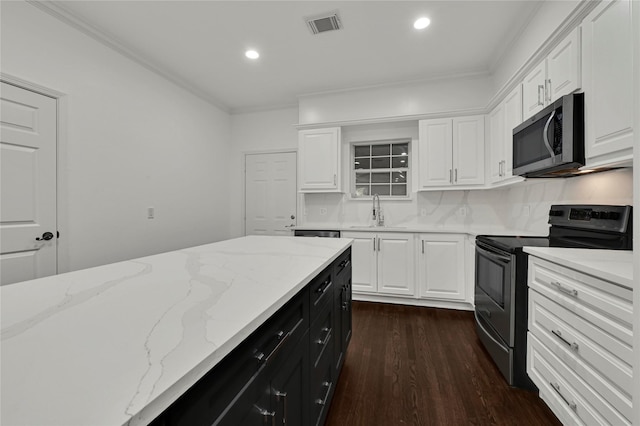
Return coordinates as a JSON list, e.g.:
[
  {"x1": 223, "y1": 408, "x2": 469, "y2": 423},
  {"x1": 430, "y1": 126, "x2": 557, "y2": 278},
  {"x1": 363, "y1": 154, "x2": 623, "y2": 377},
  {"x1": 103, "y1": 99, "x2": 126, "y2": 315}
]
[{"x1": 301, "y1": 168, "x2": 633, "y2": 235}]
